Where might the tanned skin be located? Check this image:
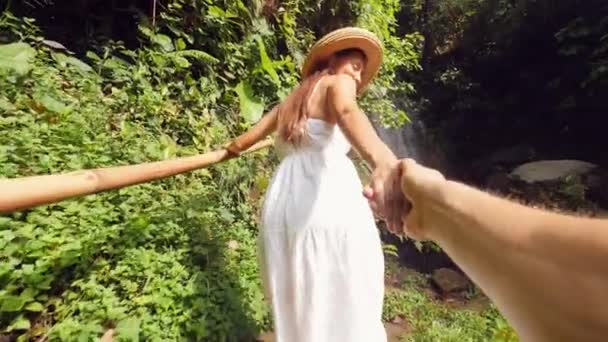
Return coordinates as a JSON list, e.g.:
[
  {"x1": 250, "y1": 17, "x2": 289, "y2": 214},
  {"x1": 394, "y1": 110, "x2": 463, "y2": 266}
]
[
  {"x1": 398, "y1": 158, "x2": 608, "y2": 342},
  {"x1": 227, "y1": 51, "x2": 405, "y2": 232}
]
